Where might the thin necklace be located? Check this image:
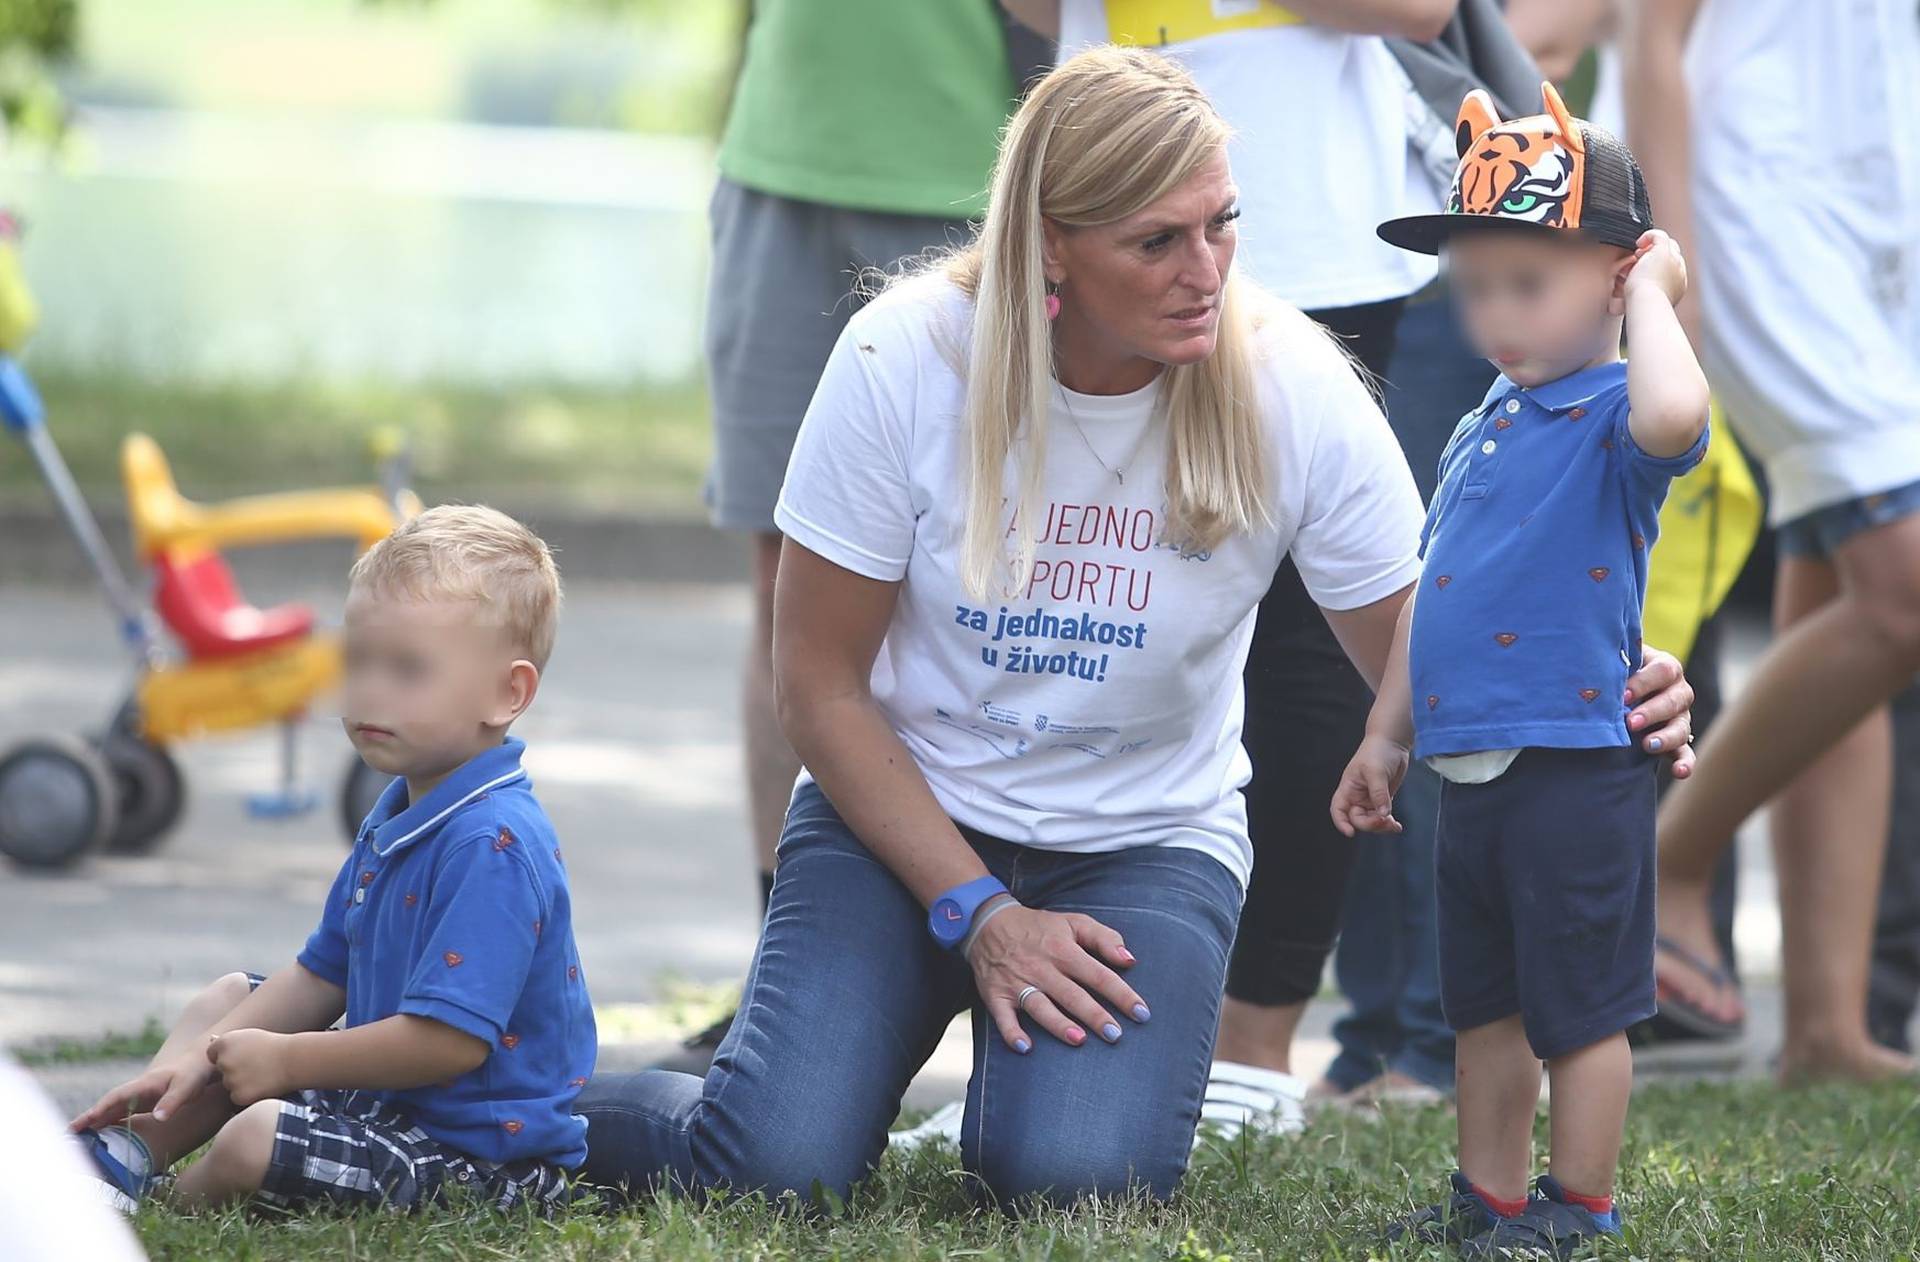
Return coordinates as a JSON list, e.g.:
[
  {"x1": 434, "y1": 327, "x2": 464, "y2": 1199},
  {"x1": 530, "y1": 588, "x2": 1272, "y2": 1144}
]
[{"x1": 1055, "y1": 383, "x2": 1155, "y2": 487}]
